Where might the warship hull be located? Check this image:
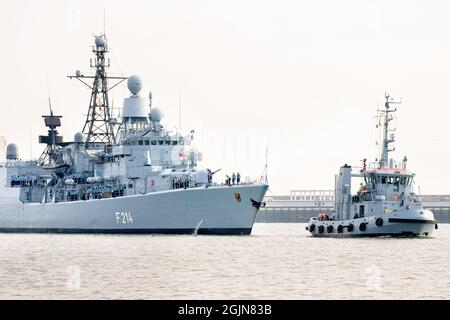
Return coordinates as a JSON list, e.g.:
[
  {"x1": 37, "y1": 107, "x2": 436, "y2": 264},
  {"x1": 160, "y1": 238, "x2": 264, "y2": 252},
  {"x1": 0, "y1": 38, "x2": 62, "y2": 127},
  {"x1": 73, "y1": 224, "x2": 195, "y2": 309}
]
[
  {"x1": 0, "y1": 184, "x2": 268, "y2": 235},
  {"x1": 307, "y1": 209, "x2": 437, "y2": 237}
]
